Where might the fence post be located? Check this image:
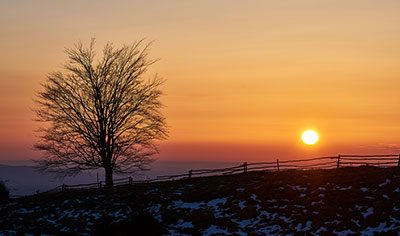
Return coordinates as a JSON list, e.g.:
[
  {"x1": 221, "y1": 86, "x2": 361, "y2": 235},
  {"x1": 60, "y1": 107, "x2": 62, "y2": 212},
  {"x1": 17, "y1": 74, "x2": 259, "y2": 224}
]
[
  {"x1": 99, "y1": 181, "x2": 102, "y2": 189},
  {"x1": 188, "y1": 169, "x2": 193, "y2": 179},
  {"x1": 129, "y1": 177, "x2": 133, "y2": 185},
  {"x1": 398, "y1": 154, "x2": 400, "y2": 167},
  {"x1": 276, "y1": 159, "x2": 280, "y2": 171},
  {"x1": 243, "y1": 162, "x2": 248, "y2": 173},
  {"x1": 62, "y1": 184, "x2": 66, "y2": 191},
  {"x1": 337, "y1": 154, "x2": 341, "y2": 168}
]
